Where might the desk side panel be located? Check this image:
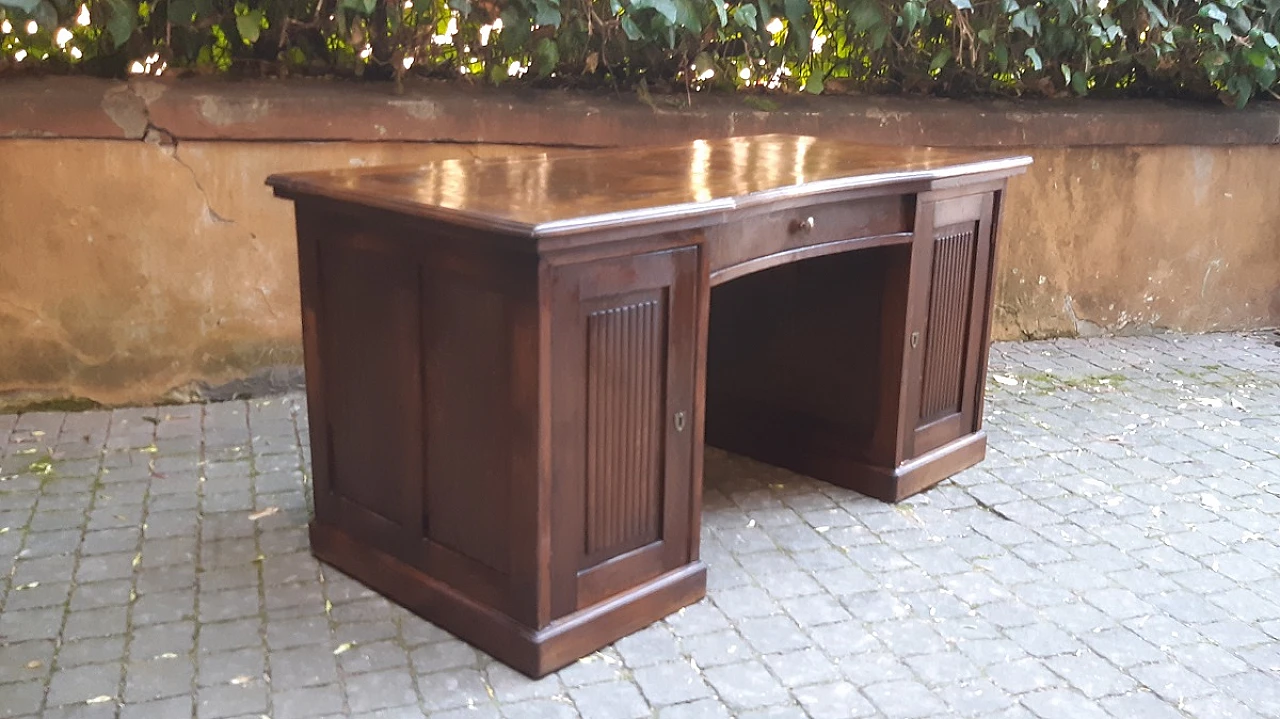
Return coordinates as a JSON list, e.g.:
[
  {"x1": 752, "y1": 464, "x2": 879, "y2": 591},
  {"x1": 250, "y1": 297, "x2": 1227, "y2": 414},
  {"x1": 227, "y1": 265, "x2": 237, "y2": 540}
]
[{"x1": 296, "y1": 200, "x2": 540, "y2": 624}]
